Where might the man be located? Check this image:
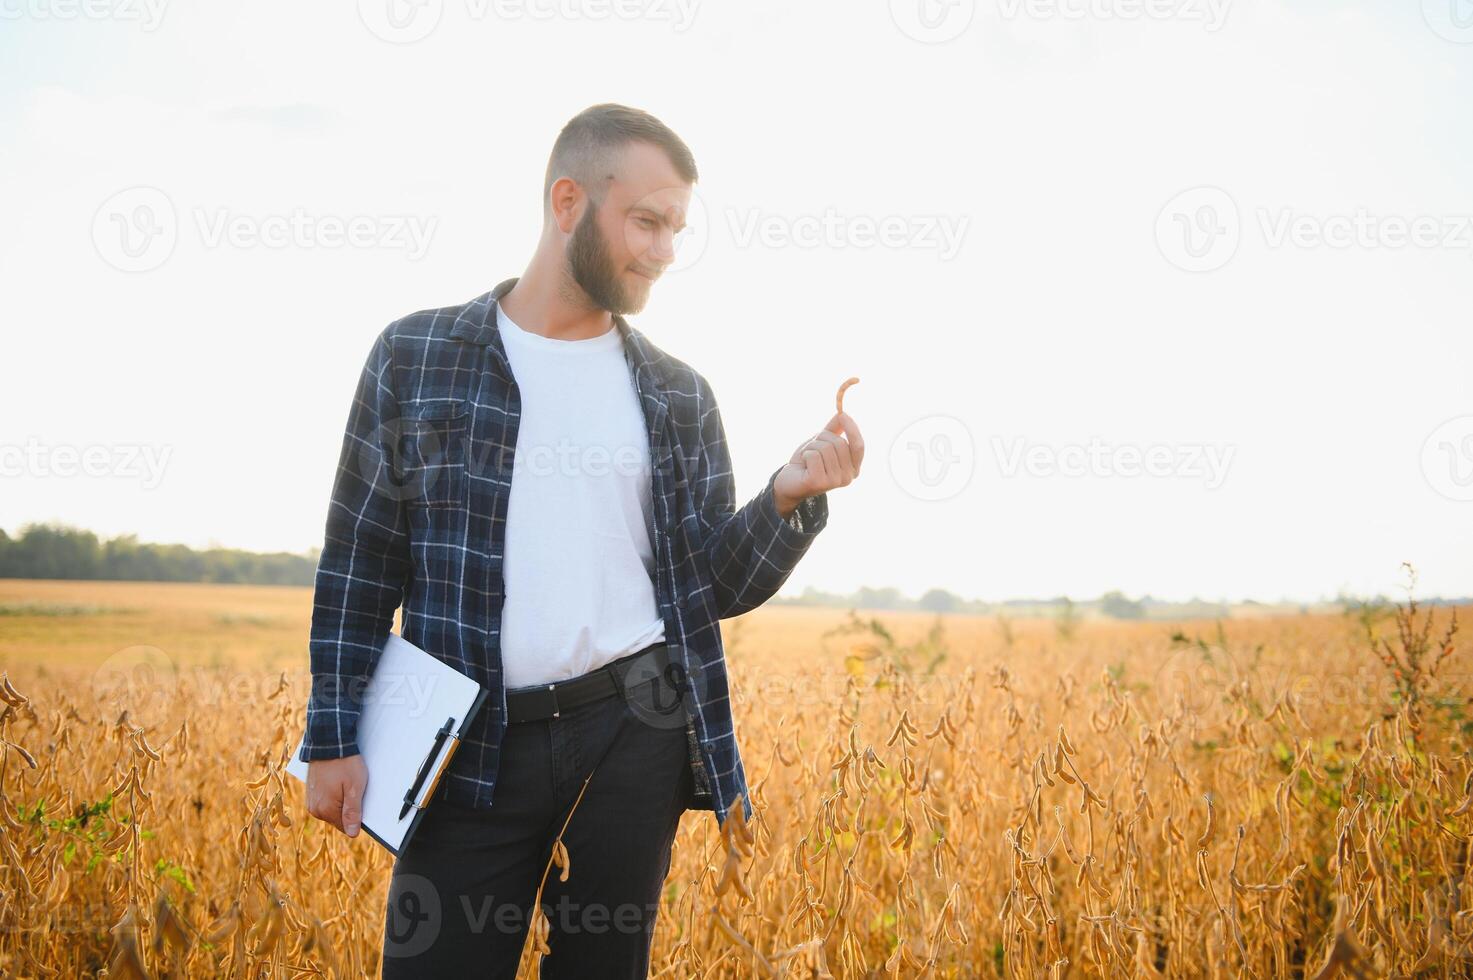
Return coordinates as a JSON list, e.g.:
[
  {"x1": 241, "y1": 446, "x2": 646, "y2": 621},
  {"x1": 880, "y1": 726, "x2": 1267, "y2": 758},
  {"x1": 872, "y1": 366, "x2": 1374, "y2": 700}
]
[{"x1": 299, "y1": 103, "x2": 864, "y2": 978}]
